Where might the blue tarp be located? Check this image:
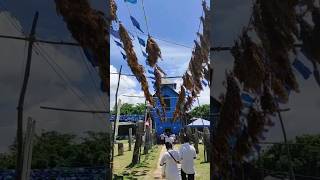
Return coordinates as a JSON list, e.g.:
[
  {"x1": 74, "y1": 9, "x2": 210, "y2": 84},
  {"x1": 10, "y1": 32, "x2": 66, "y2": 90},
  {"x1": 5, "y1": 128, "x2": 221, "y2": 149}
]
[{"x1": 187, "y1": 118, "x2": 210, "y2": 127}]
